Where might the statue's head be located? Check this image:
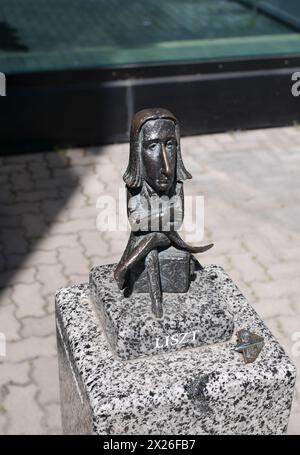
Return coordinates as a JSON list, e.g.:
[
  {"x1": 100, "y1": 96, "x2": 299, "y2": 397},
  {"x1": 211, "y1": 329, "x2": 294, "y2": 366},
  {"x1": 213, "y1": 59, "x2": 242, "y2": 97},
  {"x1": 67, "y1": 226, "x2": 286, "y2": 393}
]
[{"x1": 123, "y1": 108, "x2": 192, "y2": 193}]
